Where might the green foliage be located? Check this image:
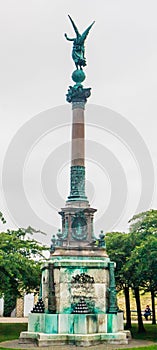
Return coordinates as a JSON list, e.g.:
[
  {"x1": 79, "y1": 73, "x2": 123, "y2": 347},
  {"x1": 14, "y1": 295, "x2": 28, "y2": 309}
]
[
  {"x1": 106, "y1": 210, "x2": 157, "y2": 292},
  {"x1": 3, "y1": 291, "x2": 16, "y2": 317},
  {"x1": 106, "y1": 210, "x2": 157, "y2": 331},
  {"x1": 106, "y1": 231, "x2": 133, "y2": 289},
  {"x1": 129, "y1": 209, "x2": 157, "y2": 236},
  {"x1": 127, "y1": 210, "x2": 157, "y2": 290},
  {"x1": 0, "y1": 212, "x2": 6, "y2": 224},
  {"x1": 0, "y1": 225, "x2": 48, "y2": 299},
  {"x1": 126, "y1": 235, "x2": 157, "y2": 292}
]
